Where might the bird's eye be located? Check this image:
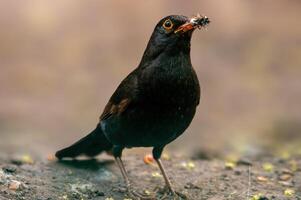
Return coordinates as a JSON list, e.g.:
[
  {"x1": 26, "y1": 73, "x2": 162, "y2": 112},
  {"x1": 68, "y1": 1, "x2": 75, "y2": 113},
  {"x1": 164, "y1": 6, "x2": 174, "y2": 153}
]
[{"x1": 163, "y1": 19, "x2": 173, "y2": 30}]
